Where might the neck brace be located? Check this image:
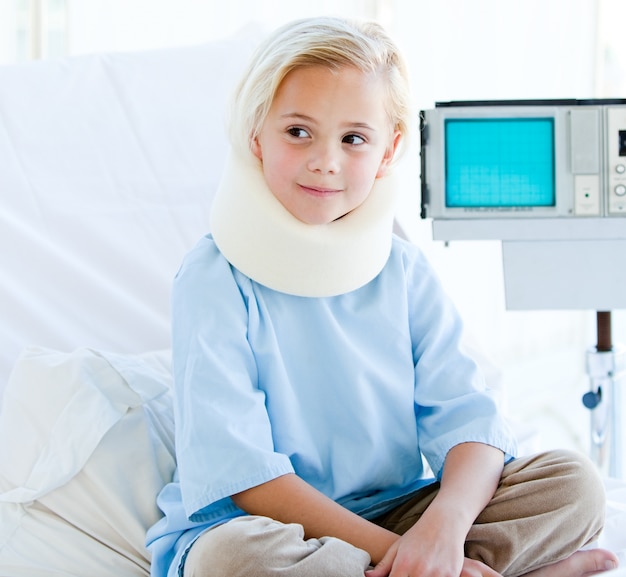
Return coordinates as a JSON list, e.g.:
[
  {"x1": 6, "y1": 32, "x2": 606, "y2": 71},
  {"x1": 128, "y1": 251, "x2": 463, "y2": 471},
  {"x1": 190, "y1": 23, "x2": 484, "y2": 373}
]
[{"x1": 209, "y1": 152, "x2": 397, "y2": 297}]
